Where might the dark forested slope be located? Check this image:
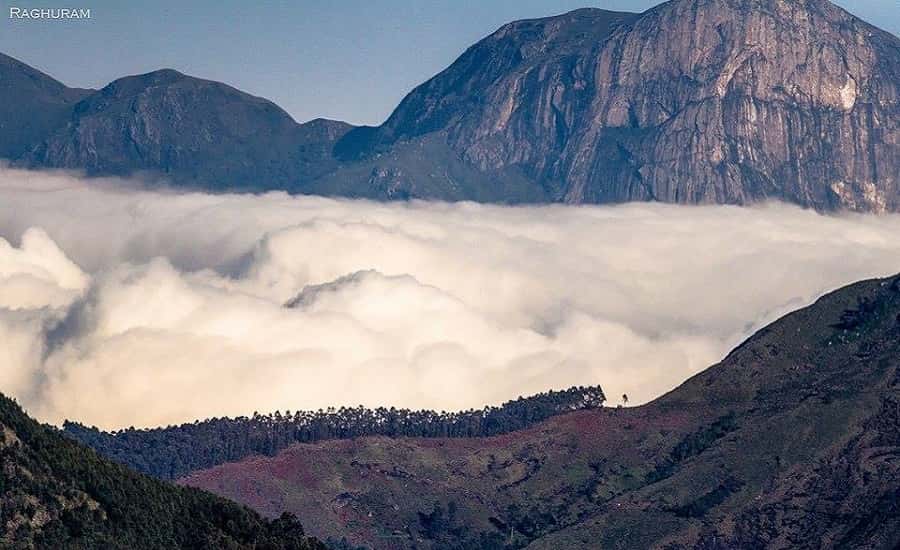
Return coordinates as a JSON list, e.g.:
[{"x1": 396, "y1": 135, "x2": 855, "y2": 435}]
[{"x1": 0, "y1": 393, "x2": 326, "y2": 549}]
